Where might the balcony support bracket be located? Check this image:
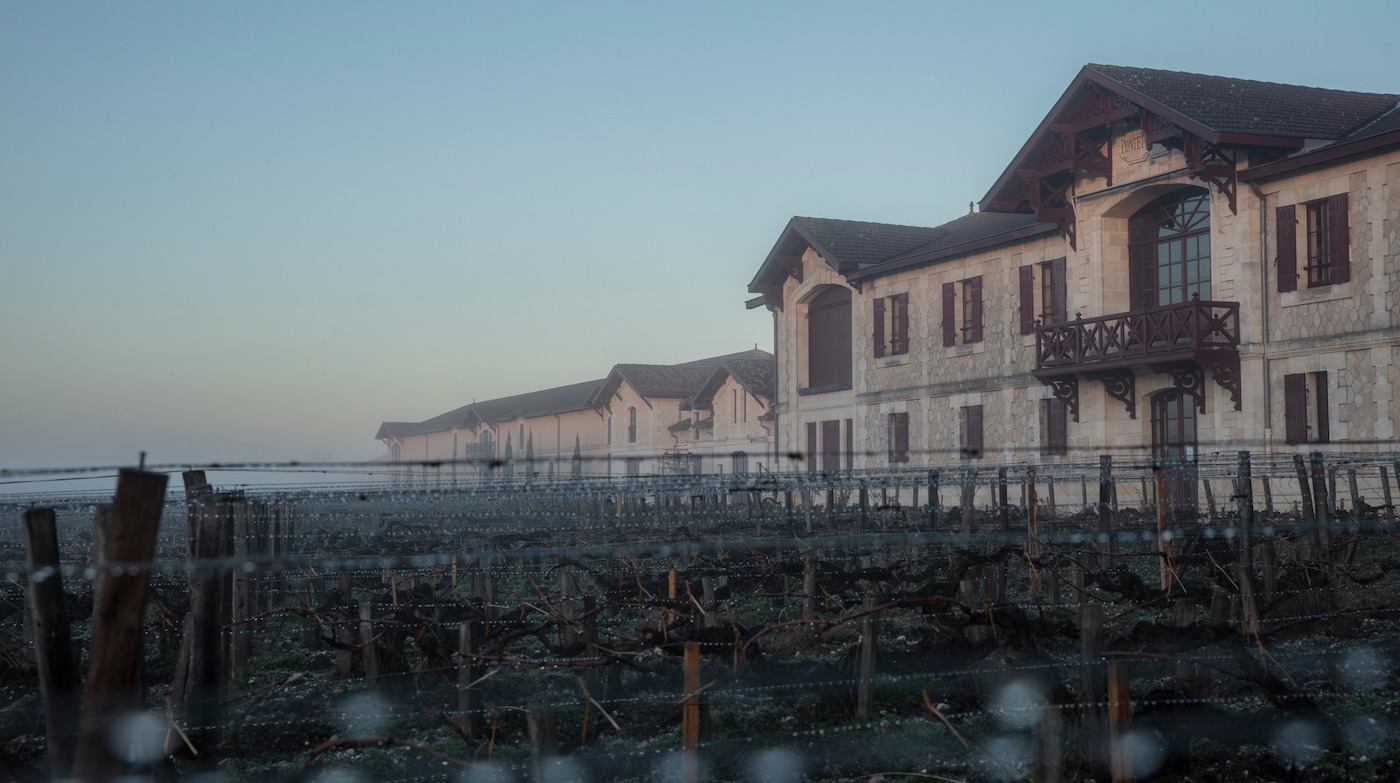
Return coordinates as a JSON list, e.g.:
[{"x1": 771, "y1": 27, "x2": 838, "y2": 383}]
[
  {"x1": 1044, "y1": 376, "x2": 1080, "y2": 423},
  {"x1": 1088, "y1": 370, "x2": 1137, "y2": 420},
  {"x1": 1200, "y1": 353, "x2": 1243, "y2": 411}
]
